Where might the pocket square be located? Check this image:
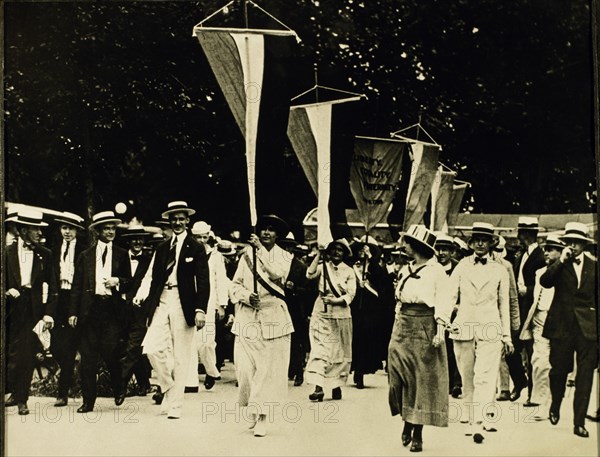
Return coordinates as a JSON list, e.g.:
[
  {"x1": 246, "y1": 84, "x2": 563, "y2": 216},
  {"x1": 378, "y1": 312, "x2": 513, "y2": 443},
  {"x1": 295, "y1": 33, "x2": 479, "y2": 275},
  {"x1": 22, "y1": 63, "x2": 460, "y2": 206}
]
[{"x1": 185, "y1": 257, "x2": 194, "y2": 263}]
